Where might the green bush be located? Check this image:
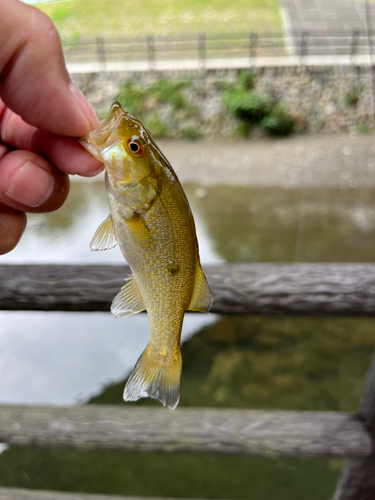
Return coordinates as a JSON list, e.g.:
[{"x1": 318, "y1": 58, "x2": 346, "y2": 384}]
[
  {"x1": 260, "y1": 103, "x2": 294, "y2": 136},
  {"x1": 149, "y1": 79, "x2": 189, "y2": 110},
  {"x1": 143, "y1": 113, "x2": 168, "y2": 138},
  {"x1": 356, "y1": 124, "x2": 371, "y2": 134},
  {"x1": 115, "y1": 81, "x2": 145, "y2": 118},
  {"x1": 181, "y1": 125, "x2": 200, "y2": 140},
  {"x1": 236, "y1": 121, "x2": 250, "y2": 138},
  {"x1": 345, "y1": 87, "x2": 362, "y2": 107},
  {"x1": 238, "y1": 70, "x2": 256, "y2": 90},
  {"x1": 222, "y1": 89, "x2": 271, "y2": 122}
]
